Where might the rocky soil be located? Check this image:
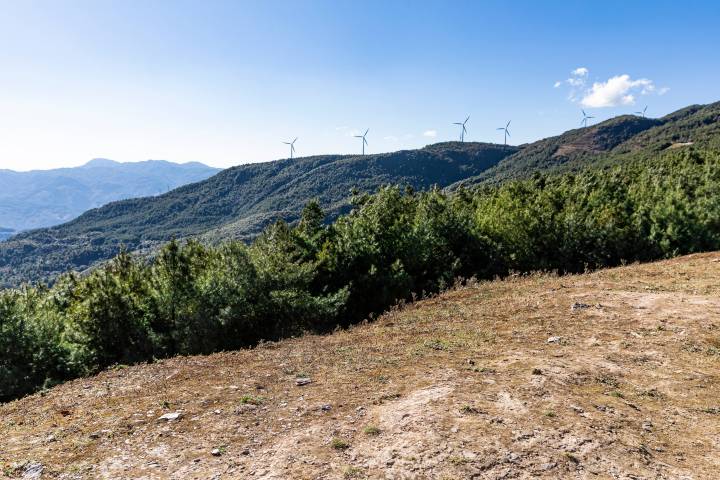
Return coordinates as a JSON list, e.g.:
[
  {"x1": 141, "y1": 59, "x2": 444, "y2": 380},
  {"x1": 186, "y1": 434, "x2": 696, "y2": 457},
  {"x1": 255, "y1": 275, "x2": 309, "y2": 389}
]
[{"x1": 2, "y1": 253, "x2": 720, "y2": 479}]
